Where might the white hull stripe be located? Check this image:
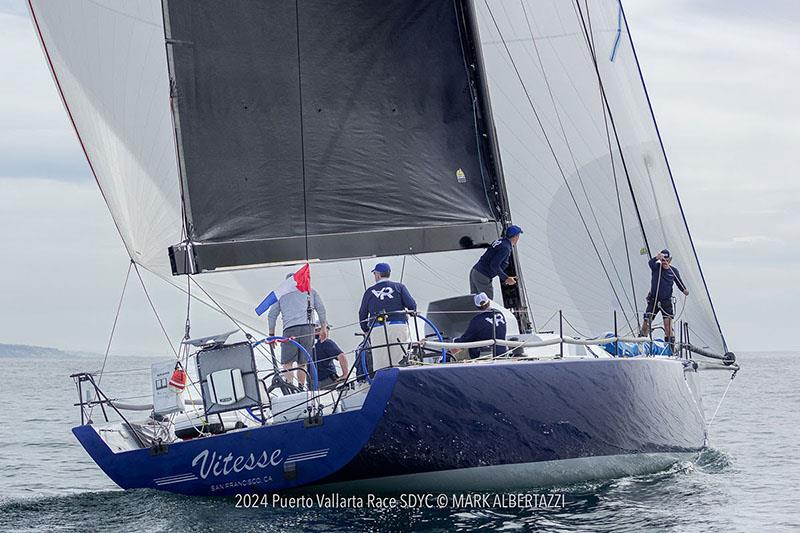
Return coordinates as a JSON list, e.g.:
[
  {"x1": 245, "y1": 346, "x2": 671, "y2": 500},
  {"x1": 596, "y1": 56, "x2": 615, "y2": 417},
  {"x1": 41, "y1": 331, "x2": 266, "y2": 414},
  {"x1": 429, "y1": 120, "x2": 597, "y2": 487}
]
[
  {"x1": 156, "y1": 477, "x2": 198, "y2": 486},
  {"x1": 155, "y1": 472, "x2": 197, "y2": 482},
  {"x1": 286, "y1": 449, "x2": 329, "y2": 463},
  {"x1": 286, "y1": 452, "x2": 328, "y2": 464},
  {"x1": 155, "y1": 474, "x2": 198, "y2": 485}
]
